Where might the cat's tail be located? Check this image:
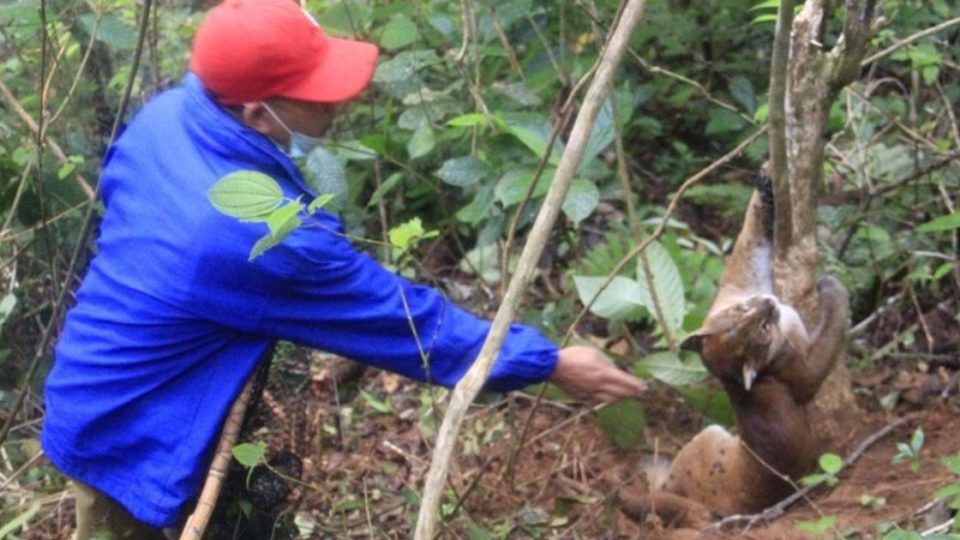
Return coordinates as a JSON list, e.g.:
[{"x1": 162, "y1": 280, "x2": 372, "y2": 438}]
[{"x1": 756, "y1": 166, "x2": 774, "y2": 245}]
